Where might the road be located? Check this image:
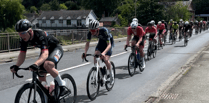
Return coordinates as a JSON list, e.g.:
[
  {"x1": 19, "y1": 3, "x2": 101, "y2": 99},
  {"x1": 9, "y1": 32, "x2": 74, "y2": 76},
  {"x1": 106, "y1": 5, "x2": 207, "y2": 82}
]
[{"x1": 0, "y1": 30, "x2": 209, "y2": 103}]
